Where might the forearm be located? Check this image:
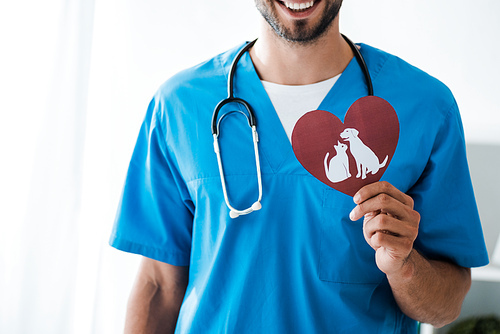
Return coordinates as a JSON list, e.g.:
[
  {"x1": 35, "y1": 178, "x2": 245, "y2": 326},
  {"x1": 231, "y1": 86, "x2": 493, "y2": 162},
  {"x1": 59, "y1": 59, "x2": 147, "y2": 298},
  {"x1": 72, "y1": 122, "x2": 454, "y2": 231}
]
[
  {"x1": 125, "y1": 259, "x2": 189, "y2": 334},
  {"x1": 387, "y1": 249, "x2": 471, "y2": 328},
  {"x1": 125, "y1": 280, "x2": 182, "y2": 333}
]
